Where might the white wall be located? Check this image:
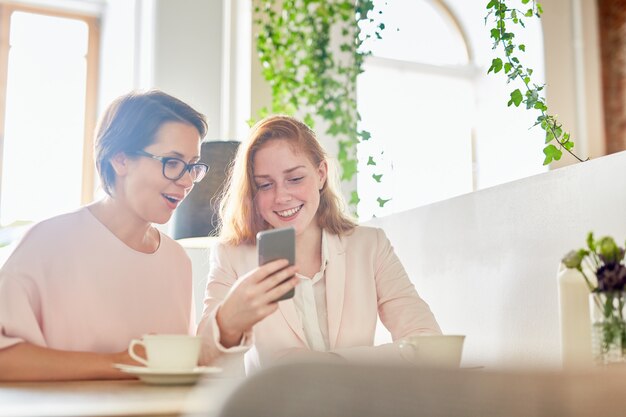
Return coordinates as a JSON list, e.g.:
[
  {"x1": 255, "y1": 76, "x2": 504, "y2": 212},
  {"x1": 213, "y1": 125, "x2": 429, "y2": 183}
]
[
  {"x1": 98, "y1": 0, "x2": 224, "y2": 139},
  {"x1": 152, "y1": 0, "x2": 223, "y2": 140},
  {"x1": 542, "y1": 0, "x2": 605, "y2": 164},
  {"x1": 98, "y1": 0, "x2": 139, "y2": 114},
  {"x1": 365, "y1": 151, "x2": 626, "y2": 369}
]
